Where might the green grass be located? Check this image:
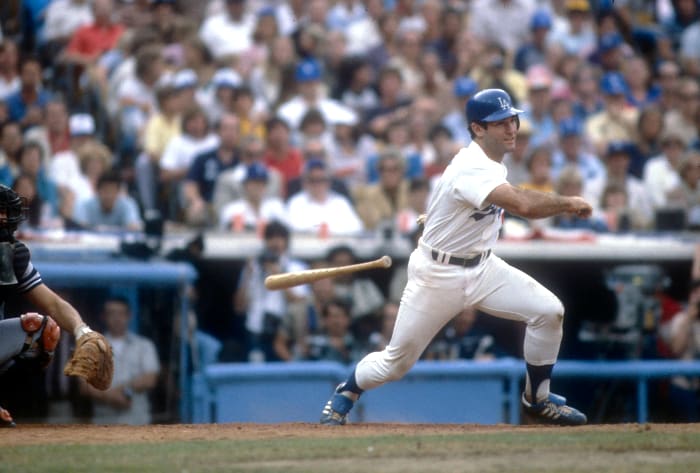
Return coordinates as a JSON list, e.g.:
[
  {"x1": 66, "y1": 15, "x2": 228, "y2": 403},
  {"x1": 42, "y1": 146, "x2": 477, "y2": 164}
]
[{"x1": 3, "y1": 430, "x2": 700, "y2": 473}]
